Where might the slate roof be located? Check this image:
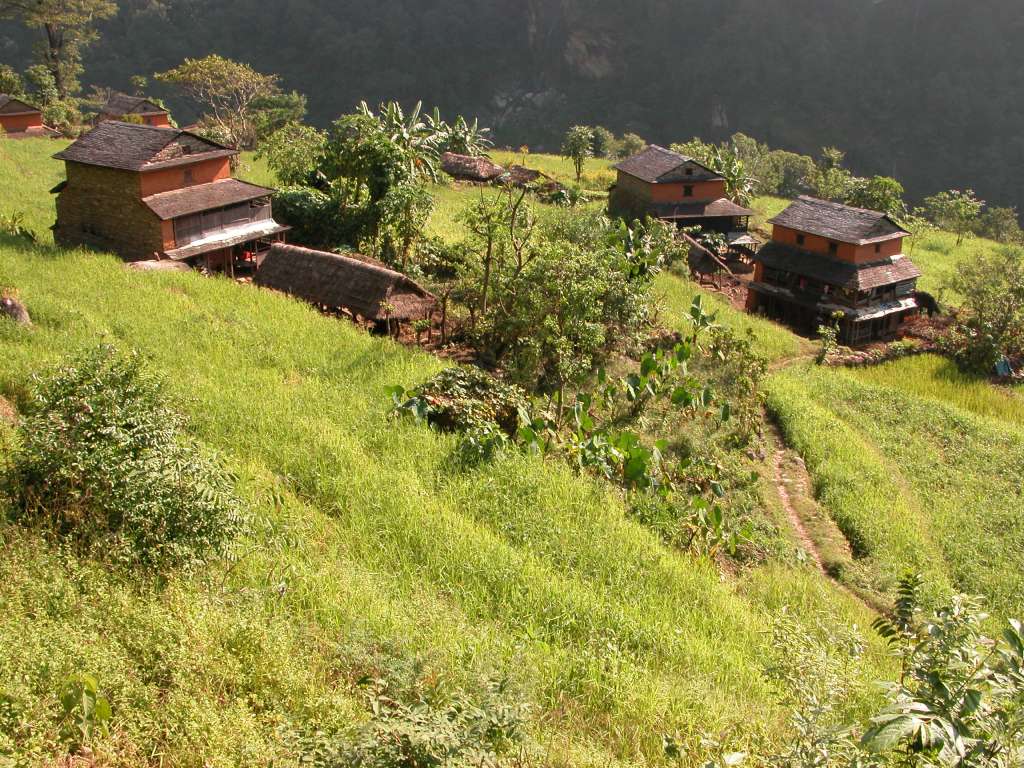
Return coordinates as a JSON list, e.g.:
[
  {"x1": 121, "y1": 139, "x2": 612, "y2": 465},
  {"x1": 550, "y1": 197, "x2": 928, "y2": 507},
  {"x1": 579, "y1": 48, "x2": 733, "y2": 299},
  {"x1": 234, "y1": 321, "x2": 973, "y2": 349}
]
[
  {"x1": 54, "y1": 121, "x2": 236, "y2": 171},
  {"x1": 0, "y1": 94, "x2": 41, "y2": 115},
  {"x1": 769, "y1": 196, "x2": 910, "y2": 245},
  {"x1": 754, "y1": 241, "x2": 922, "y2": 291},
  {"x1": 142, "y1": 179, "x2": 275, "y2": 220},
  {"x1": 255, "y1": 243, "x2": 436, "y2": 320},
  {"x1": 613, "y1": 145, "x2": 721, "y2": 183},
  {"x1": 652, "y1": 198, "x2": 755, "y2": 219},
  {"x1": 101, "y1": 93, "x2": 168, "y2": 116}
]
